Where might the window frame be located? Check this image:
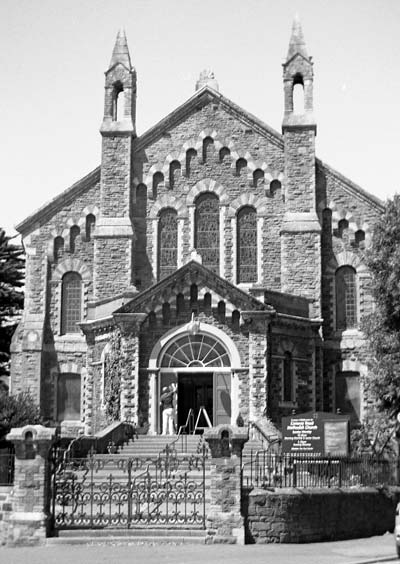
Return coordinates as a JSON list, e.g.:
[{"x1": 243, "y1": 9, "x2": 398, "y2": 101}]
[{"x1": 60, "y1": 271, "x2": 83, "y2": 335}]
